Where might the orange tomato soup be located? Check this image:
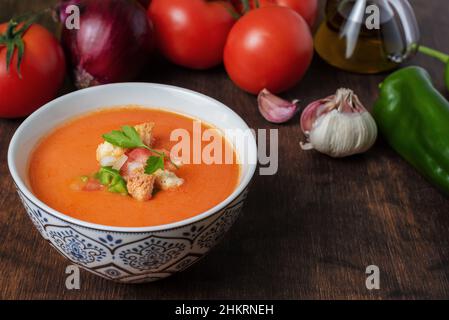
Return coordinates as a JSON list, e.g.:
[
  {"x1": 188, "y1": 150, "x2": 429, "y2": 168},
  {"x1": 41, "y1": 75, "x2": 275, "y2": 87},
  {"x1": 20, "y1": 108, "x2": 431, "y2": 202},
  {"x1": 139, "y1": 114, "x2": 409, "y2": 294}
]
[{"x1": 29, "y1": 107, "x2": 240, "y2": 227}]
